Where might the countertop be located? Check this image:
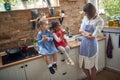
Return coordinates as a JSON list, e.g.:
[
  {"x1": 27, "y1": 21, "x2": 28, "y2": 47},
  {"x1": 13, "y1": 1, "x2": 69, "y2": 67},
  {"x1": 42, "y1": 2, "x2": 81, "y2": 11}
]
[
  {"x1": 104, "y1": 26, "x2": 120, "y2": 29},
  {"x1": 0, "y1": 36, "x2": 106, "y2": 69}
]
